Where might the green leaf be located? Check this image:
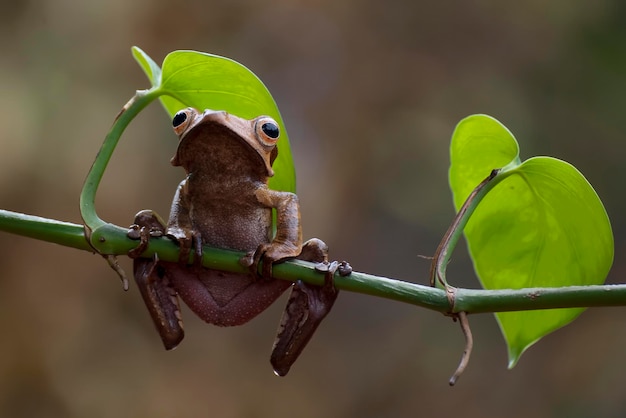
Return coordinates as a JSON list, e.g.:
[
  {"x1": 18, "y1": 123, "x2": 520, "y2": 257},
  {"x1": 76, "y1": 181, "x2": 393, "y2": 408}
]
[
  {"x1": 132, "y1": 47, "x2": 295, "y2": 193},
  {"x1": 132, "y1": 47, "x2": 162, "y2": 88},
  {"x1": 449, "y1": 114, "x2": 614, "y2": 367}
]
